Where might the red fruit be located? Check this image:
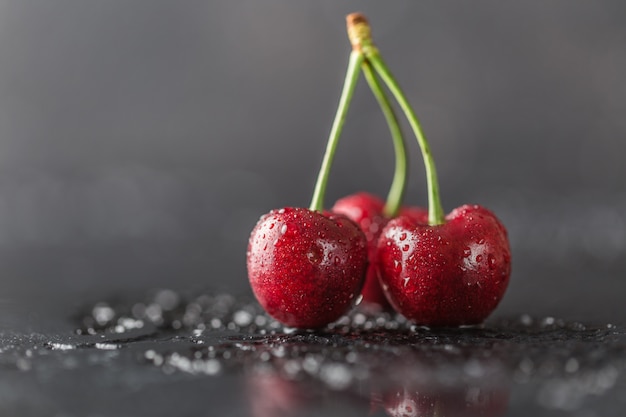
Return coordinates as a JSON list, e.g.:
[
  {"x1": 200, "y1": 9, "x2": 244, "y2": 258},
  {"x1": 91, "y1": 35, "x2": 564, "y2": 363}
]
[
  {"x1": 332, "y1": 192, "x2": 427, "y2": 308},
  {"x1": 332, "y1": 193, "x2": 388, "y2": 307},
  {"x1": 247, "y1": 207, "x2": 368, "y2": 328},
  {"x1": 377, "y1": 205, "x2": 511, "y2": 326}
]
